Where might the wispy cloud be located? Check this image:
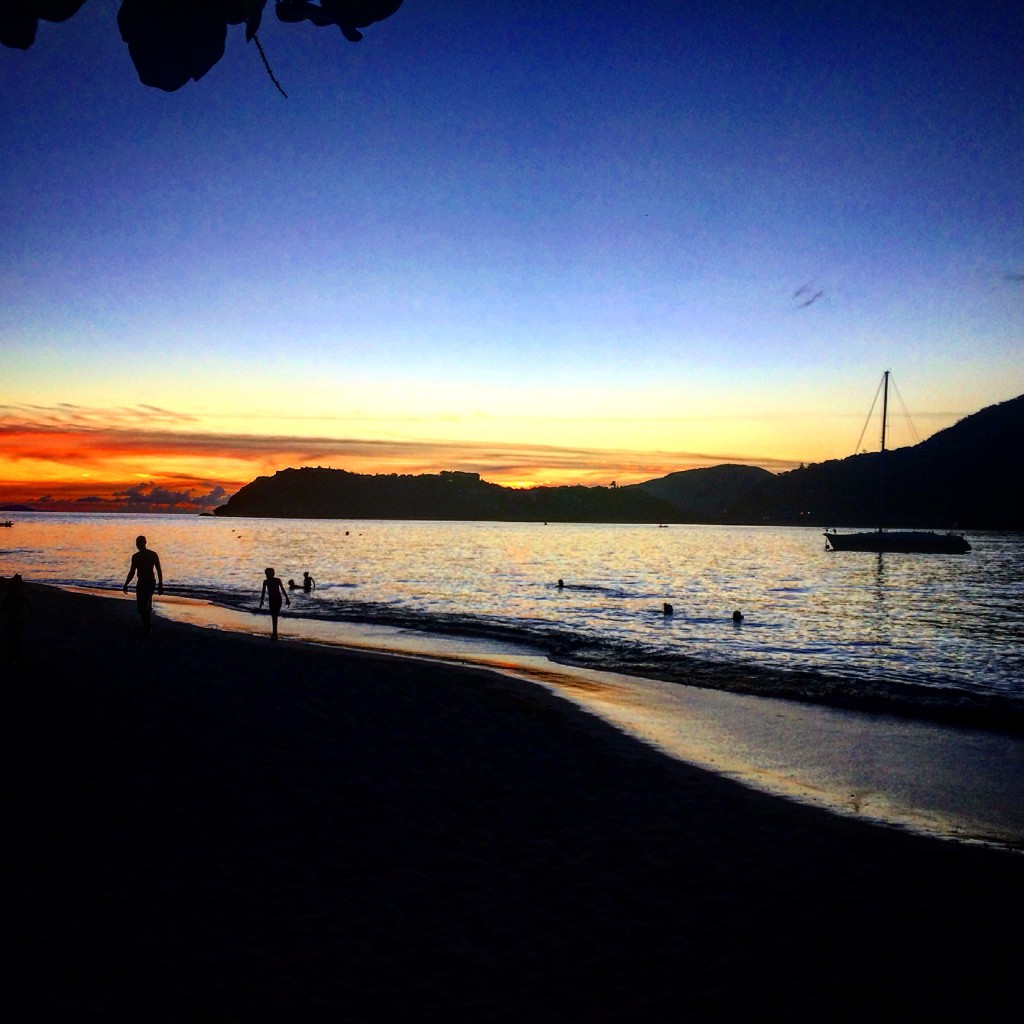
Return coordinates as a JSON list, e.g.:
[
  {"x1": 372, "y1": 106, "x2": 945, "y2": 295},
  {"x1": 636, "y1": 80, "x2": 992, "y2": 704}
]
[
  {"x1": 4, "y1": 403, "x2": 202, "y2": 430},
  {"x1": 112, "y1": 483, "x2": 229, "y2": 508}
]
